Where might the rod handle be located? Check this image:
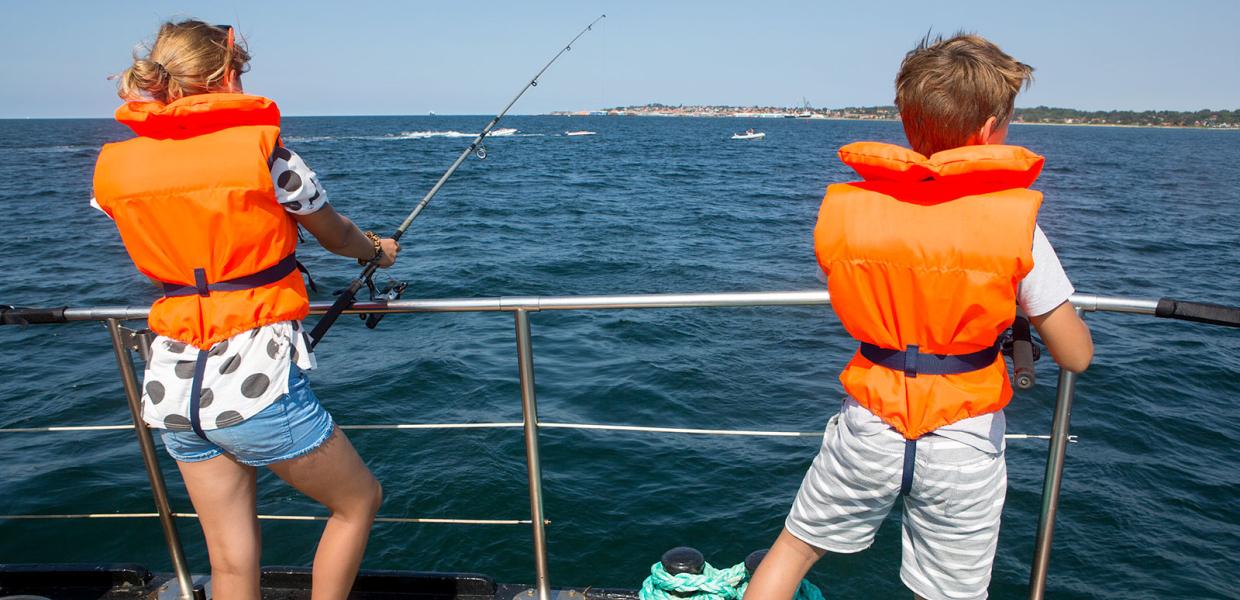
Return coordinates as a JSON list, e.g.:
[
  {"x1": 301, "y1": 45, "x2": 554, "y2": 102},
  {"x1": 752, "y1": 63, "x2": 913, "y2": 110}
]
[
  {"x1": 0, "y1": 305, "x2": 68, "y2": 325},
  {"x1": 1155, "y1": 298, "x2": 1240, "y2": 328},
  {"x1": 307, "y1": 279, "x2": 364, "y2": 349},
  {"x1": 1011, "y1": 315, "x2": 1036, "y2": 390}
]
